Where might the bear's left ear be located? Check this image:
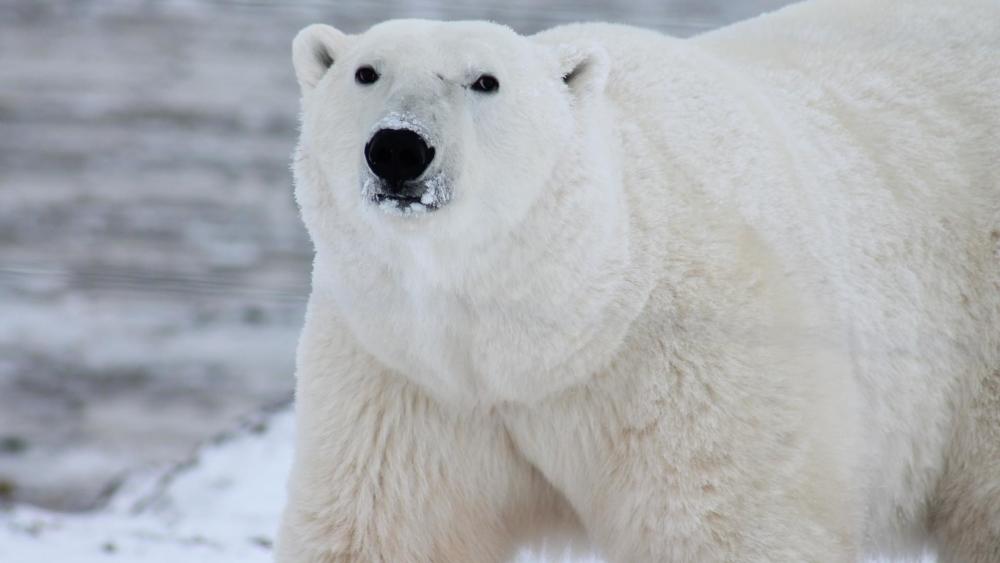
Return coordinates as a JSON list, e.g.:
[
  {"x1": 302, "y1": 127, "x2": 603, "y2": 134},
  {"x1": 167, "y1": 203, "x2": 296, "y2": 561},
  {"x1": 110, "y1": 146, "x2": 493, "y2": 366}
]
[
  {"x1": 292, "y1": 24, "x2": 351, "y2": 91},
  {"x1": 555, "y1": 43, "x2": 609, "y2": 101}
]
